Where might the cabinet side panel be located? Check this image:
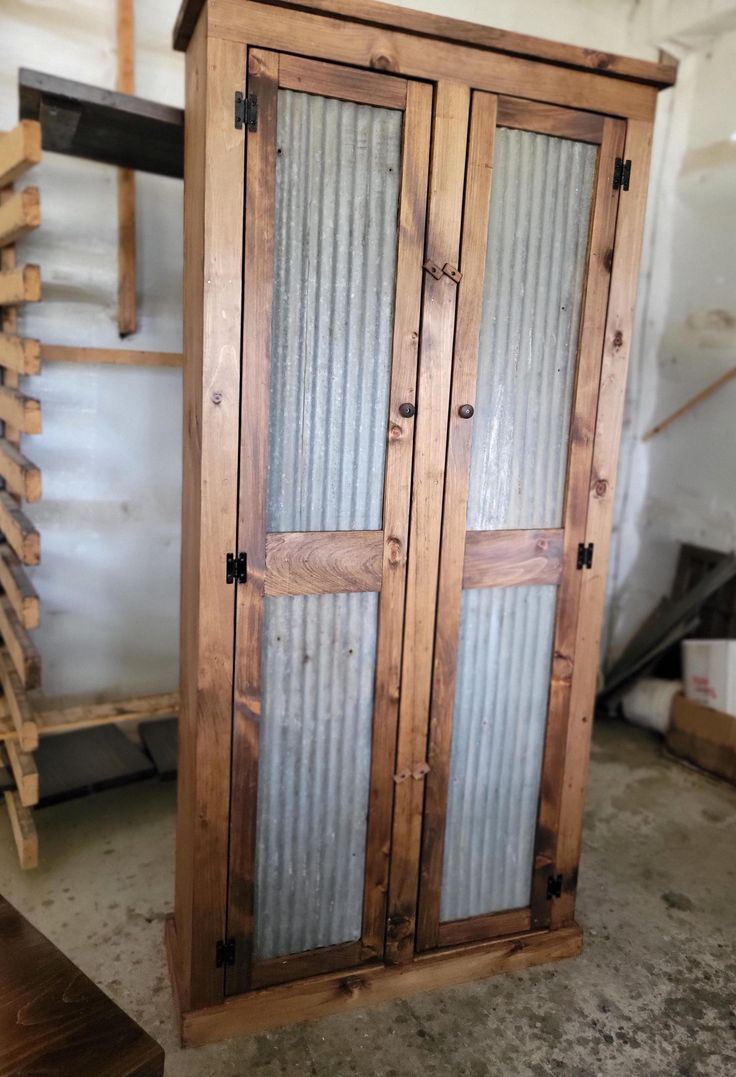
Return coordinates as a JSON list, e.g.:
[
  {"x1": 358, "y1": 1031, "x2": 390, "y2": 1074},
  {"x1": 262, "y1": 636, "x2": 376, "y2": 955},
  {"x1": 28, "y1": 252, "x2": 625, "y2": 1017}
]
[{"x1": 175, "y1": 22, "x2": 246, "y2": 1010}]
